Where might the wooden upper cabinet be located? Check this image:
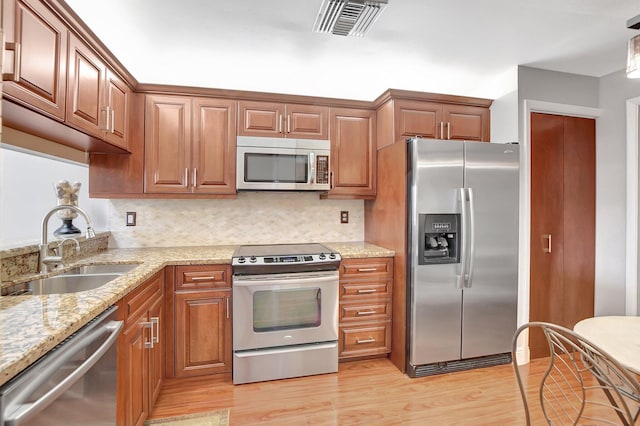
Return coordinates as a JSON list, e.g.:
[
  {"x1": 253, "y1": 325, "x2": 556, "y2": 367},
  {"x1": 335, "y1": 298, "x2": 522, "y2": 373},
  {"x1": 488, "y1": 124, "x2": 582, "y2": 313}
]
[
  {"x1": 442, "y1": 104, "x2": 489, "y2": 142},
  {"x1": 2, "y1": 0, "x2": 68, "y2": 120},
  {"x1": 66, "y1": 33, "x2": 106, "y2": 138},
  {"x1": 192, "y1": 97, "x2": 237, "y2": 194},
  {"x1": 394, "y1": 100, "x2": 489, "y2": 142},
  {"x1": 238, "y1": 100, "x2": 328, "y2": 140},
  {"x1": 144, "y1": 95, "x2": 192, "y2": 193},
  {"x1": 145, "y1": 94, "x2": 236, "y2": 195},
  {"x1": 67, "y1": 33, "x2": 131, "y2": 150},
  {"x1": 238, "y1": 101, "x2": 283, "y2": 137},
  {"x1": 104, "y1": 69, "x2": 131, "y2": 149},
  {"x1": 328, "y1": 107, "x2": 376, "y2": 199},
  {"x1": 395, "y1": 100, "x2": 442, "y2": 140},
  {"x1": 286, "y1": 104, "x2": 329, "y2": 139}
]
